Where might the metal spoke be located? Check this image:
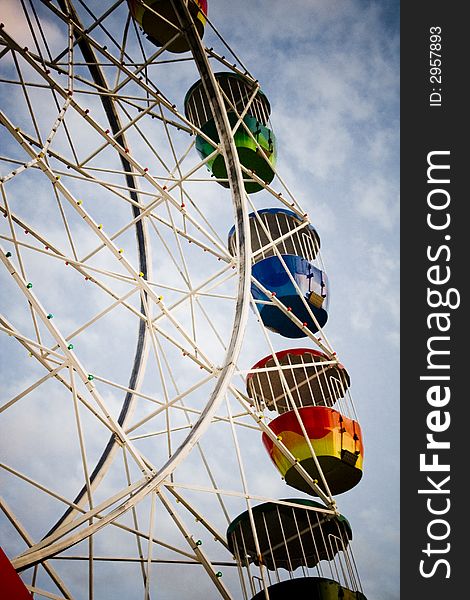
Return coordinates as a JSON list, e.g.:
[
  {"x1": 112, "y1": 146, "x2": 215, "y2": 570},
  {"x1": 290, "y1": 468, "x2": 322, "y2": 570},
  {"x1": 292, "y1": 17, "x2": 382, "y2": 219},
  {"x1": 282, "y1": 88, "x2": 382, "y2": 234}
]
[{"x1": 0, "y1": 2, "x2": 367, "y2": 598}]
